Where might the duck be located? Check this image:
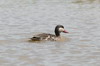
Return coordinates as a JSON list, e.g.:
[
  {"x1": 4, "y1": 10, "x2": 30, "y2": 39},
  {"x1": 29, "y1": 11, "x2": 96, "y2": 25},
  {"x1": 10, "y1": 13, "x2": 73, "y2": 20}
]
[{"x1": 30, "y1": 25, "x2": 68, "y2": 41}]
